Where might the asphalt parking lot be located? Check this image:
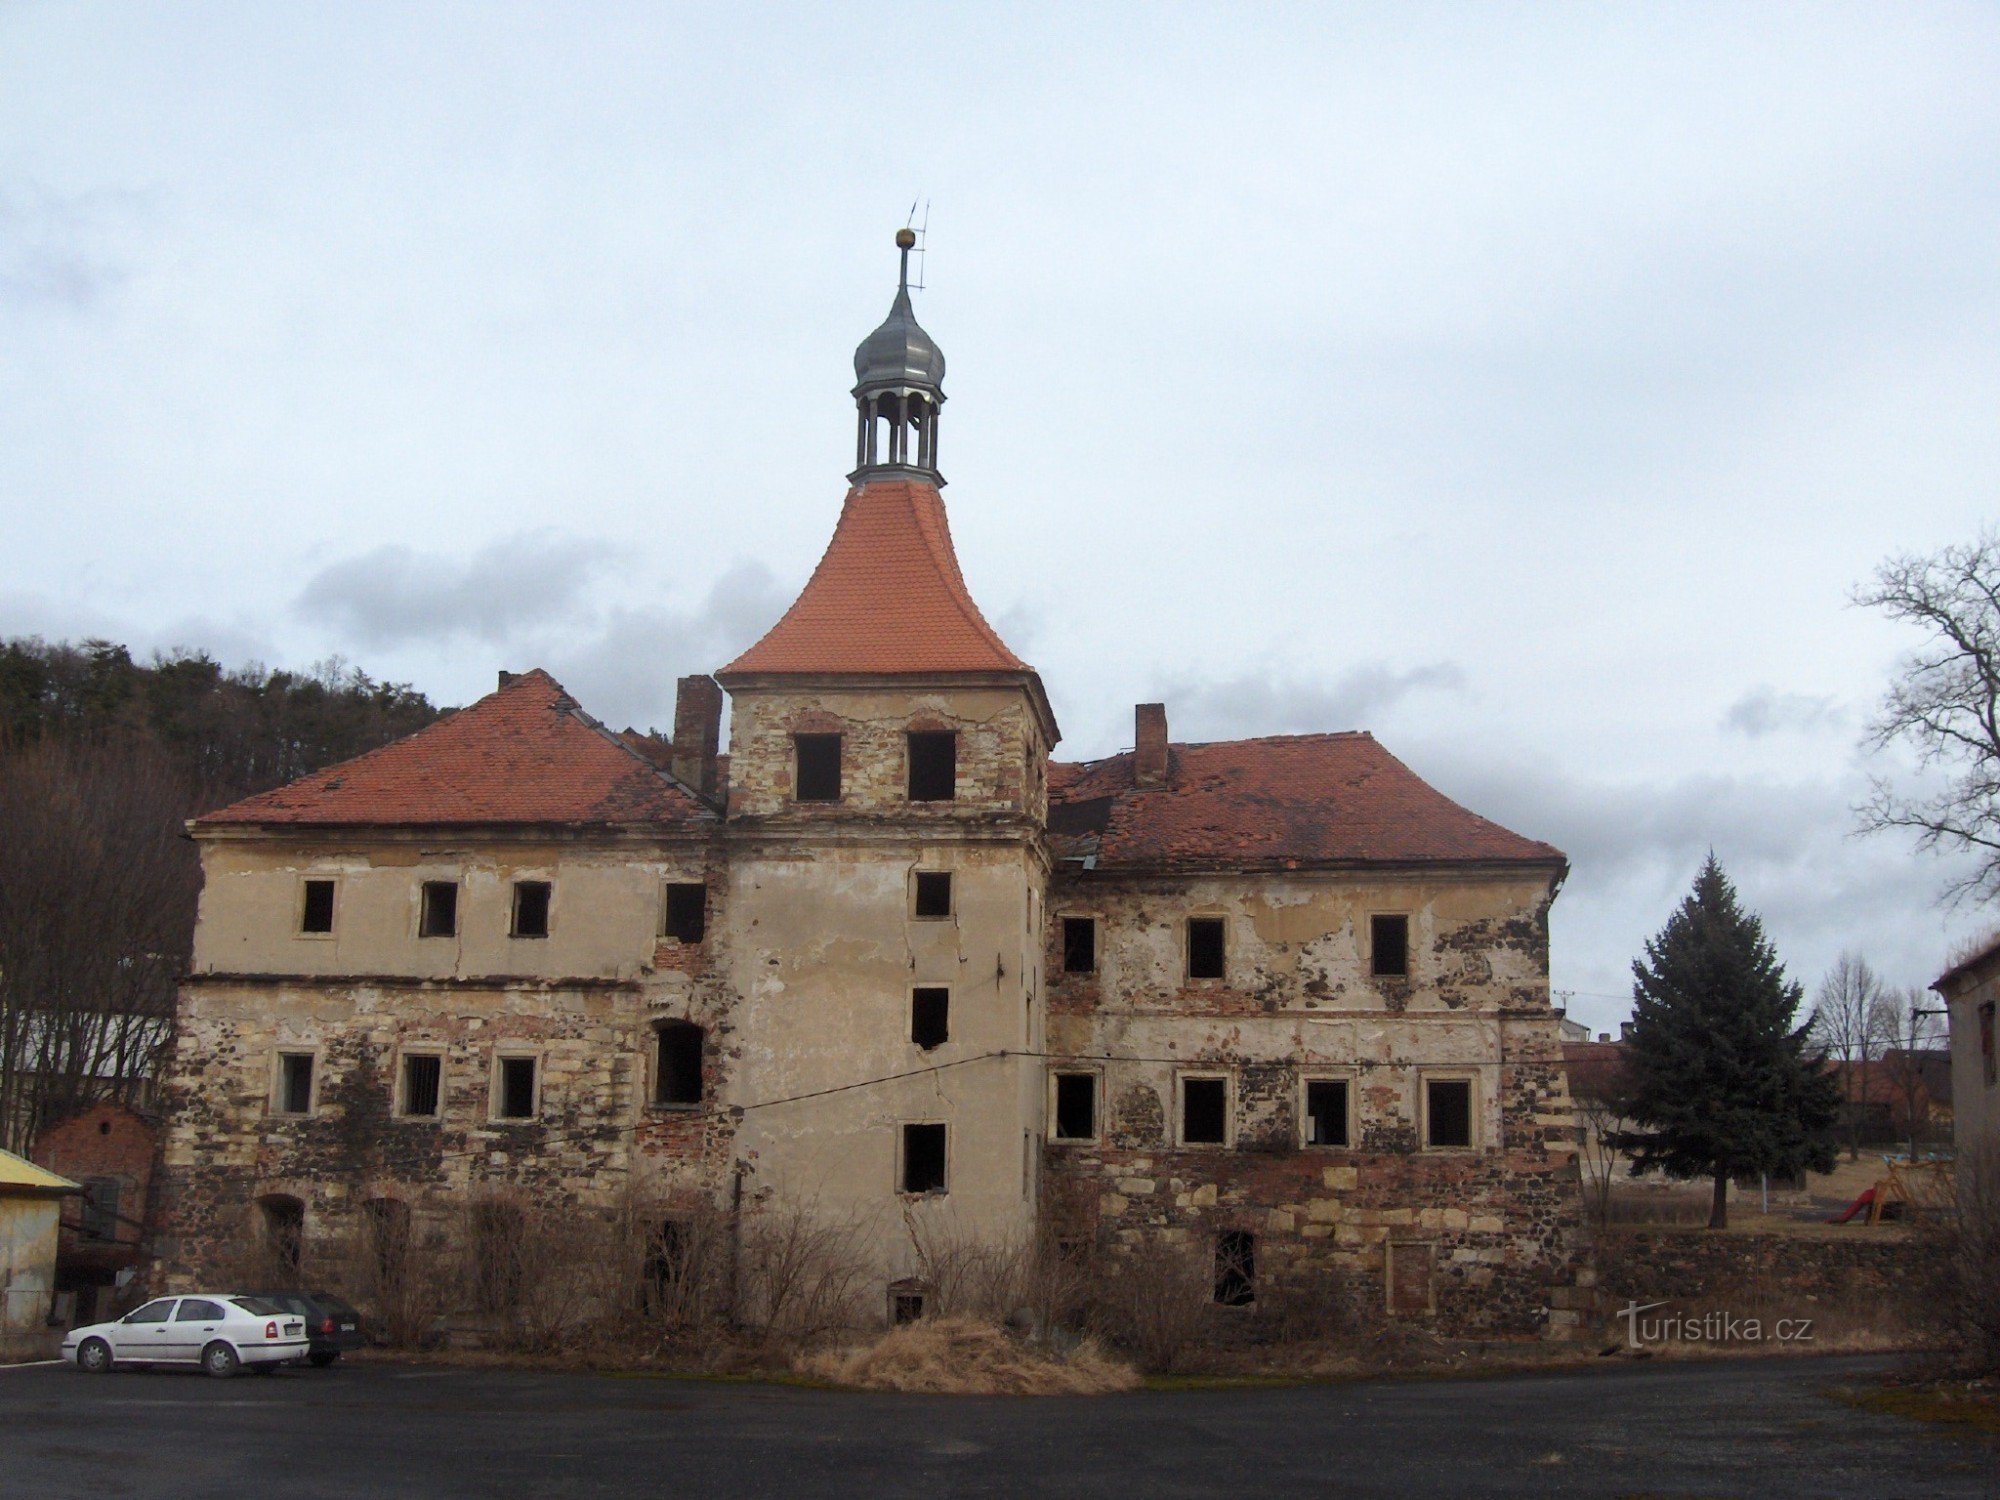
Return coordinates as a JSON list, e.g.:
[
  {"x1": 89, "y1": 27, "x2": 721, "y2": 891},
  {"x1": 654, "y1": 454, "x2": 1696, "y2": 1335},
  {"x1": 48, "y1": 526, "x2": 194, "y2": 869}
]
[{"x1": 0, "y1": 1352, "x2": 1992, "y2": 1499}]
